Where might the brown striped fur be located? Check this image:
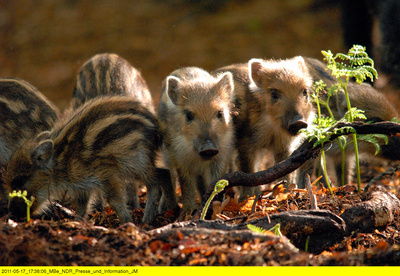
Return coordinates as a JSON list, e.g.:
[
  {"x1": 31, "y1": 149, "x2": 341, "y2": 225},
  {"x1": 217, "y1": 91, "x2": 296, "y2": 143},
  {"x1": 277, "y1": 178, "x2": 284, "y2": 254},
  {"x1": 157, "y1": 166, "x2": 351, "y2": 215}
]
[
  {"x1": 69, "y1": 53, "x2": 179, "y2": 218},
  {"x1": 71, "y1": 53, "x2": 154, "y2": 113},
  {"x1": 0, "y1": 78, "x2": 59, "y2": 201},
  {"x1": 5, "y1": 97, "x2": 161, "y2": 224}
]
